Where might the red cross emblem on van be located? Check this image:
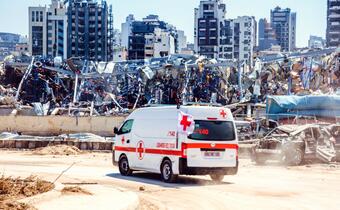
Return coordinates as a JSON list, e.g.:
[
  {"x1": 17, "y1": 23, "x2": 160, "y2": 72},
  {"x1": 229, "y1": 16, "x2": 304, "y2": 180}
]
[
  {"x1": 220, "y1": 109, "x2": 227, "y2": 118},
  {"x1": 136, "y1": 140, "x2": 145, "y2": 160}
]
